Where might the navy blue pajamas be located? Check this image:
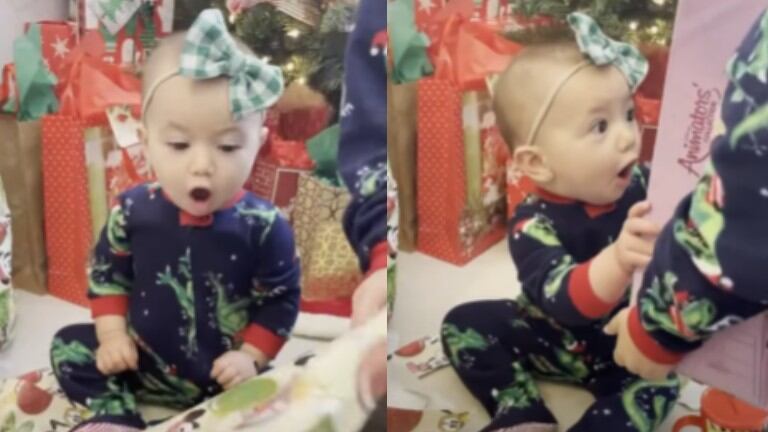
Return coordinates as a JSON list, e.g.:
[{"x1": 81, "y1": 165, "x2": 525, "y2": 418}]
[
  {"x1": 442, "y1": 168, "x2": 680, "y2": 431},
  {"x1": 51, "y1": 184, "x2": 301, "y2": 429}
]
